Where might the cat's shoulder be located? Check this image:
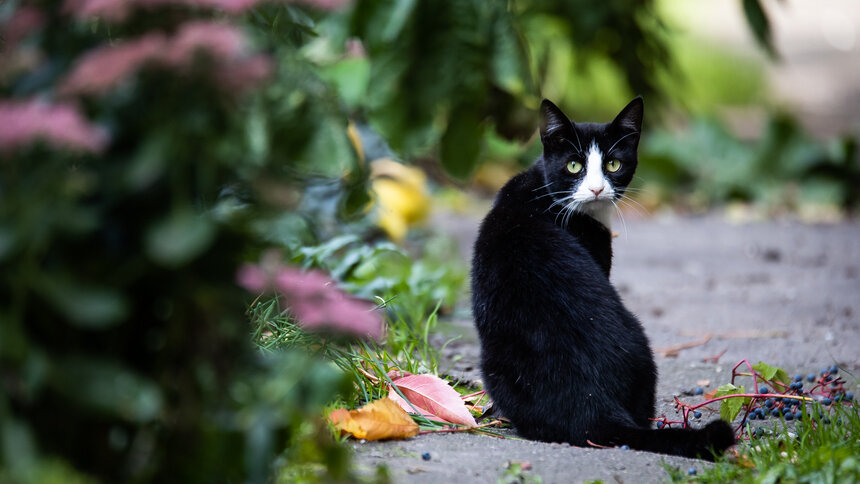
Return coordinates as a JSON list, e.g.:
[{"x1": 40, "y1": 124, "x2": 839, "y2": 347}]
[{"x1": 491, "y1": 162, "x2": 545, "y2": 211}]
